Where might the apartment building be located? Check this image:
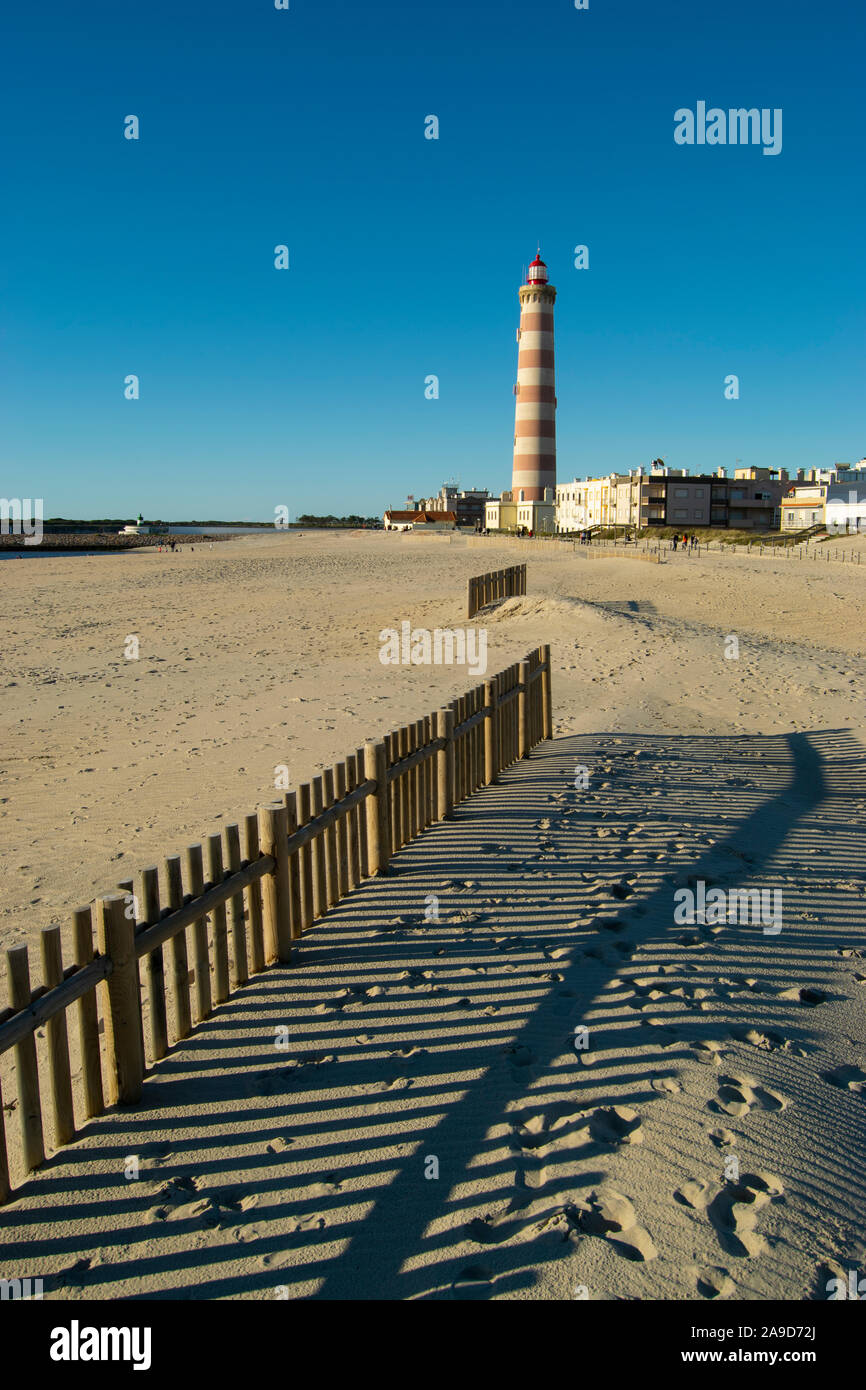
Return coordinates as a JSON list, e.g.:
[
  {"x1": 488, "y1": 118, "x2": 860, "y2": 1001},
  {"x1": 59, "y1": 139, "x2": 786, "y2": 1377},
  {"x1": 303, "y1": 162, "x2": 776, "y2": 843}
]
[{"x1": 556, "y1": 463, "x2": 688, "y2": 533}]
